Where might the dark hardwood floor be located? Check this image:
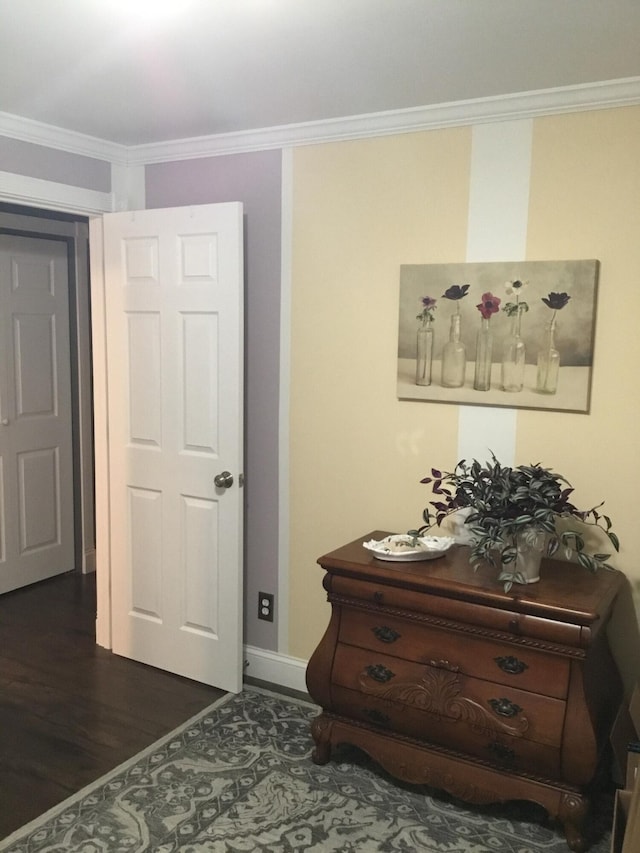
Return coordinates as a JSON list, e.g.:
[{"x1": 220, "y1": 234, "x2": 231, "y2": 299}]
[{"x1": 0, "y1": 571, "x2": 225, "y2": 840}]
